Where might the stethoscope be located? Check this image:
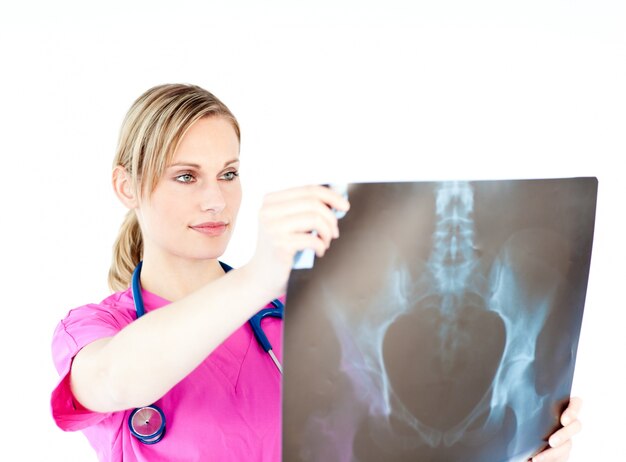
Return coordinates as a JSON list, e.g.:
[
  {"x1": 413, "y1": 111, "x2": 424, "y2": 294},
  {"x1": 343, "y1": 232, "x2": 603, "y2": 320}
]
[{"x1": 128, "y1": 260, "x2": 284, "y2": 444}]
